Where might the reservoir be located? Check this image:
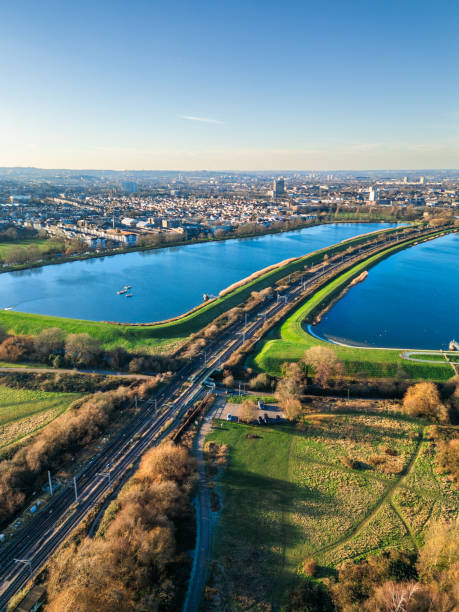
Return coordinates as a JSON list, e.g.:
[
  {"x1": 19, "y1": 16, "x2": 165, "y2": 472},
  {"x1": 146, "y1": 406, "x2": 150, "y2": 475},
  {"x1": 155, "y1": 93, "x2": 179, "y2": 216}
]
[
  {"x1": 0, "y1": 223, "x2": 397, "y2": 323},
  {"x1": 314, "y1": 232, "x2": 459, "y2": 351}
]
